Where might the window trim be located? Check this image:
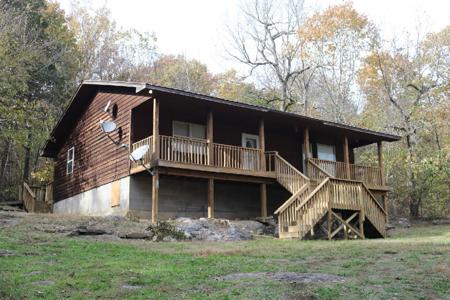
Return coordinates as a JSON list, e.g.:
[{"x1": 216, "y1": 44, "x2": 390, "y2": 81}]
[
  {"x1": 172, "y1": 120, "x2": 206, "y2": 140},
  {"x1": 66, "y1": 147, "x2": 75, "y2": 175}
]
